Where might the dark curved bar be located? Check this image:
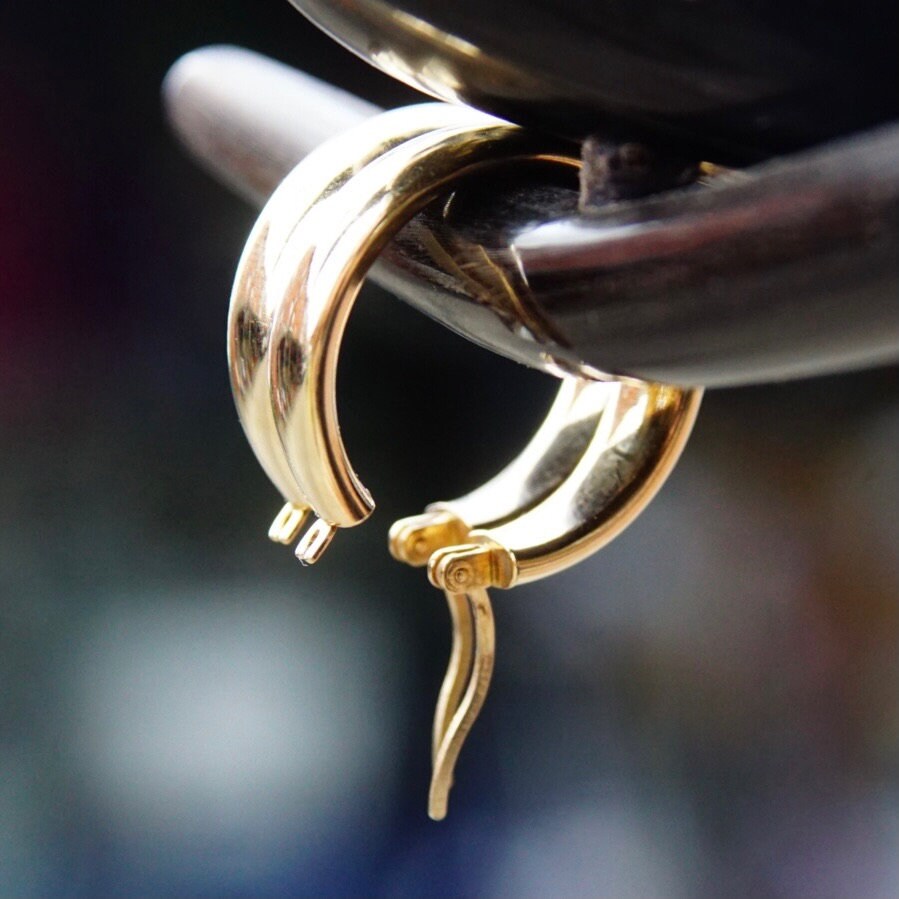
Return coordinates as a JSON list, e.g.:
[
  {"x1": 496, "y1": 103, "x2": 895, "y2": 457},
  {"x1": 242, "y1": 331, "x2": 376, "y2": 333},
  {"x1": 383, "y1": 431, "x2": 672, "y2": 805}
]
[
  {"x1": 164, "y1": 47, "x2": 899, "y2": 387},
  {"x1": 512, "y1": 129, "x2": 899, "y2": 385}
]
